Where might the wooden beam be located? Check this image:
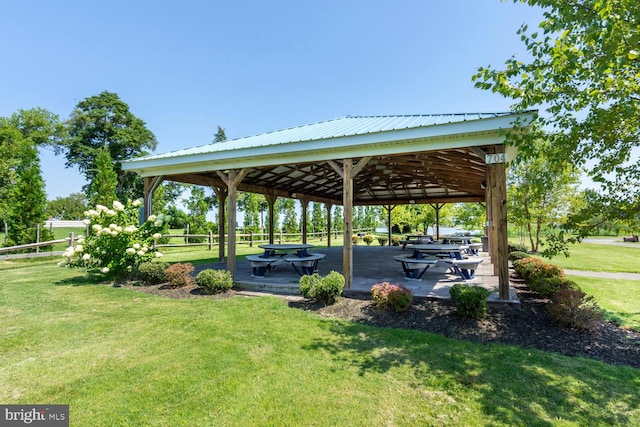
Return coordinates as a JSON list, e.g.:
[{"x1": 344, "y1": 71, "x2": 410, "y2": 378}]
[
  {"x1": 327, "y1": 160, "x2": 343, "y2": 178},
  {"x1": 343, "y1": 159, "x2": 353, "y2": 289},
  {"x1": 300, "y1": 198, "x2": 309, "y2": 244},
  {"x1": 143, "y1": 176, "x2": 164, "y2": 219},
  {"x1": 212, "y1": 186, "x2": 227, "y2": 262},
  {"x1": 325, "y1": 203, "x2": 333, "y2": 247},
  {"x1": 265, "y1": 193, "x2": 277, "y2": 244},
  {"x1": 493, "y1": 146, "x2": 510, "y2": 300},
  {"x1": 215, "y1": 169, "x2": 248, "y2": 279}
]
